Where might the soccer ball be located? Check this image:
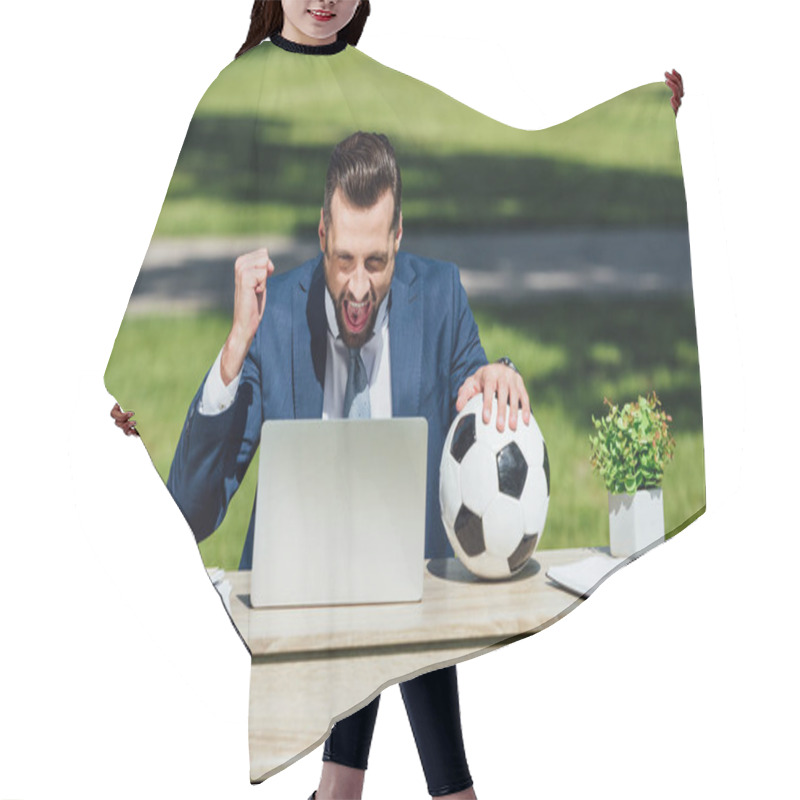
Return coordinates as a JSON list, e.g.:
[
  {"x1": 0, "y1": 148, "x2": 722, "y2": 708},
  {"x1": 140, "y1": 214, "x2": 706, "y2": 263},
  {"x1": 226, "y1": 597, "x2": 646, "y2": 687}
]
[{"x1": 439, "y1": 394, "x2": 550, "y2": 579}]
